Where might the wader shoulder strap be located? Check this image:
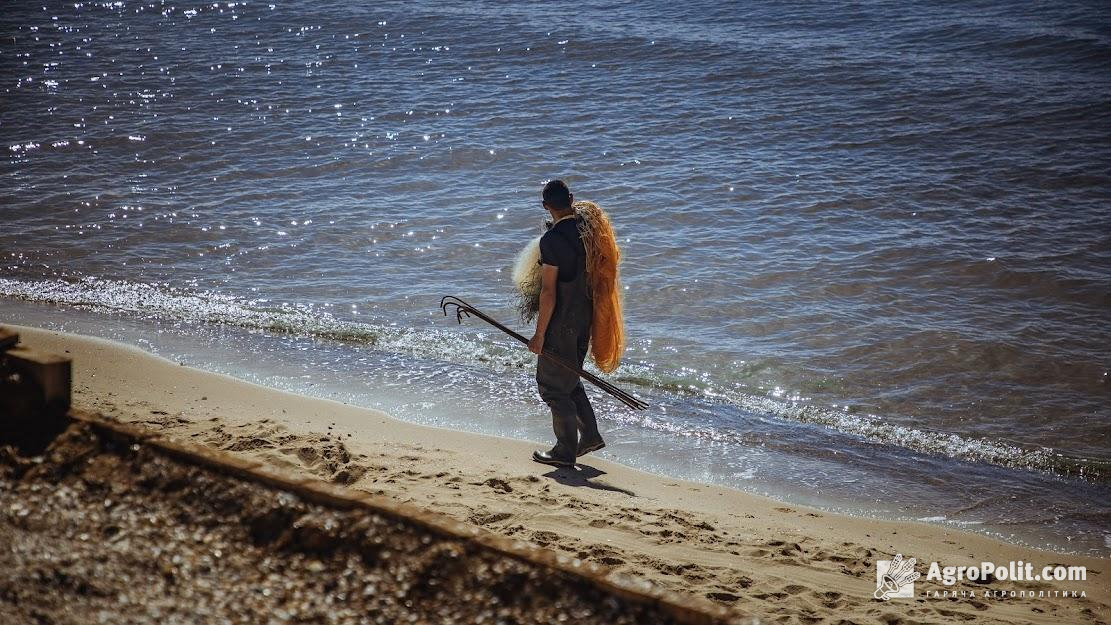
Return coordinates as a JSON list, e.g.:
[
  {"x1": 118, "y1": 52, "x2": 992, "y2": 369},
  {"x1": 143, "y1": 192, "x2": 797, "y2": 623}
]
[{"x1": 551, "y1": 224, "x2": 586, "y2": 278}]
